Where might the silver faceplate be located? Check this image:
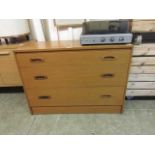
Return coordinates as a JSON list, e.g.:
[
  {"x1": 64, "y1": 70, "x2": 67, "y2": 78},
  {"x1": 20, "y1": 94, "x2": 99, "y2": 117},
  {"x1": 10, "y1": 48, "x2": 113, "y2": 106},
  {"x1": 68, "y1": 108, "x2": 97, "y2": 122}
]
[{"x1": 80, "y1": 33, "x2": 133, "y2": 45}]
